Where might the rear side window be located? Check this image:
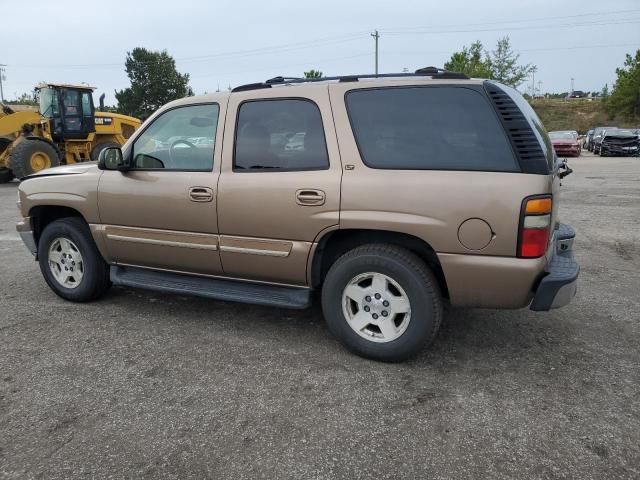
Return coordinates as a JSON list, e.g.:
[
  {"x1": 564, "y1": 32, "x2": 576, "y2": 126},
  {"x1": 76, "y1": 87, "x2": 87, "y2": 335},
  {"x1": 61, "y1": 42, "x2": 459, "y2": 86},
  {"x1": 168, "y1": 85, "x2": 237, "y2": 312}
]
[
  {"x1": 495, "y1": 83, "x2": 555, "y2": 172},
  {"x1": 345, "y1": 86, "x2": 518, "y2": 171},
  {"x1": 234, "y1": 99, "x2": 329, "y2": 171}
]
